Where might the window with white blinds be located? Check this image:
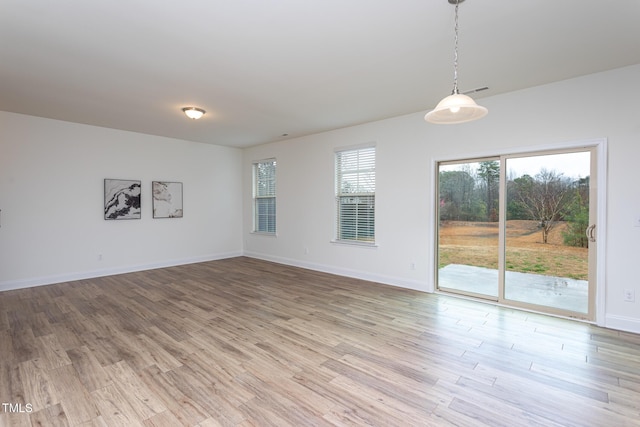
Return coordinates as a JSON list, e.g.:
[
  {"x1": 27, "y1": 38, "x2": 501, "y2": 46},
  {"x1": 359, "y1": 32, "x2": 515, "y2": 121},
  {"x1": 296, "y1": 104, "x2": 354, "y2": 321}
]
[
  {"x1": 335, "y1": 146, "x2": 375, "y2": 243},
  {"x1": 253, "y1": 159, "x2": 276, "y2": 234}
]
